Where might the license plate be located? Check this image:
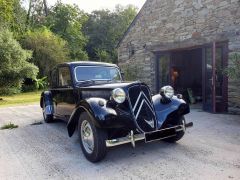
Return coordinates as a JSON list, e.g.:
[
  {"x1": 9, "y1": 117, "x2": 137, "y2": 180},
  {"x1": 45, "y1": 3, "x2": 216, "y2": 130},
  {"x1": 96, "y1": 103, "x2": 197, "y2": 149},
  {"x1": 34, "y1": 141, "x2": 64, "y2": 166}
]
[{"x1": 145, "y1": 128, "x2": 176, "y2": 143}]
